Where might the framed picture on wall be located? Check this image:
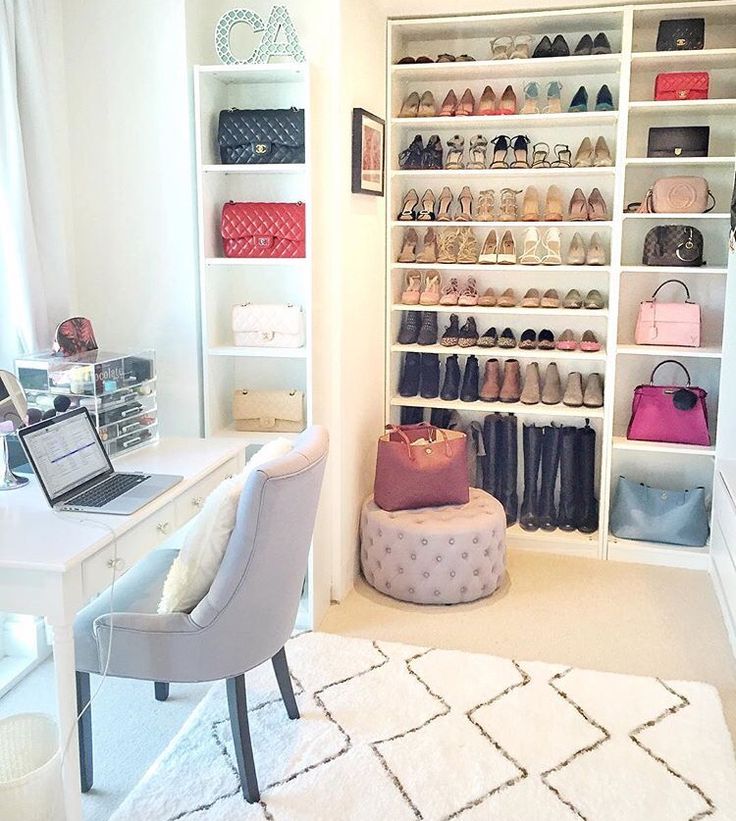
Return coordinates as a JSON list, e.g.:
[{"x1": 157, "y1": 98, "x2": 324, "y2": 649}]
[{"x1": 351, "y1": 108, "x2": 385, "y2": 196}]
